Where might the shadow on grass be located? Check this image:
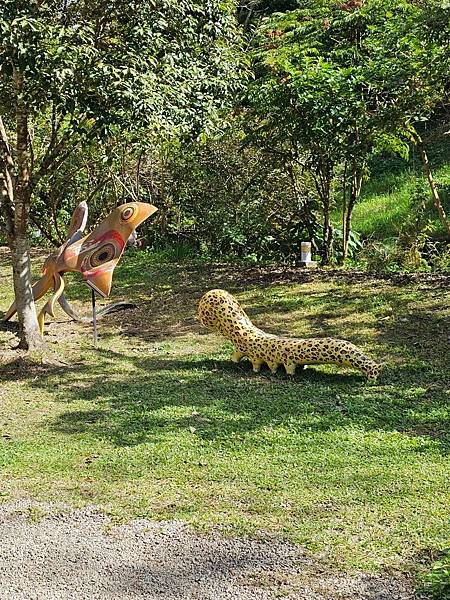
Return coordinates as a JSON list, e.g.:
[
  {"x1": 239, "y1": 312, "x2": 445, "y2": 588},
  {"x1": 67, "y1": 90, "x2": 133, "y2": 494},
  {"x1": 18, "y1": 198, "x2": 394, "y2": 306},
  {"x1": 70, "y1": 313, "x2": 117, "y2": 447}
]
[
  {"x1": 99, "y1": 270, "x2": 449, "y2": 373},
  {"x1": 10, "y1": 344, "x2": 445, "y2": 454},
  {"x1": 2, "y1": 248, "x2": 449, "y2": 346},
  {"x1": 0, "y1": 319, "x2": 19, "y2": 334},
  {"x1": 1, "y1": 258, "x2": 448, "y2": 456}
]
